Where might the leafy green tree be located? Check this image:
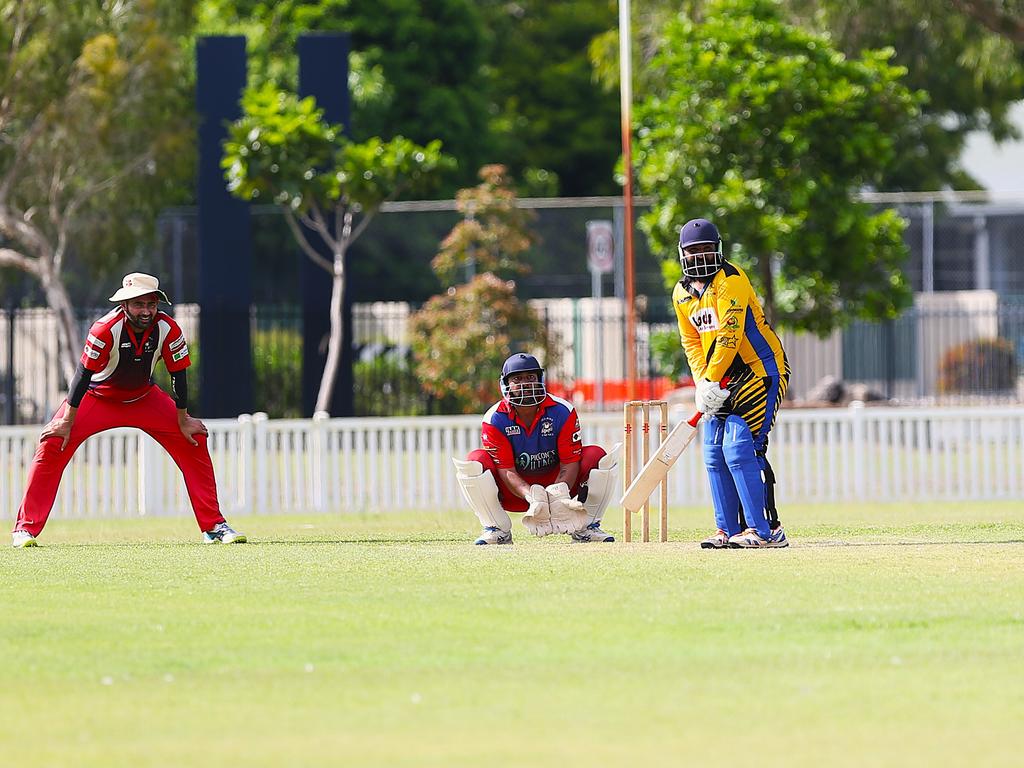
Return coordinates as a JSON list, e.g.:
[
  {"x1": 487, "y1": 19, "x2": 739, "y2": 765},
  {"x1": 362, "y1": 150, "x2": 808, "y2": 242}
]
[
  {"x1": 0, "y1": 0, "x2": 193, "y2": 380},
  {"x1": 410, "y1": 166, "x2": 556, "y2": 414},
  {"x1": 222, "y1": 84, "x2": 452, "y2": 412},
  {"x1": 636, "y1": 0, "x2": 920, "y2": 334},
  {"x1": 785, "y1": 0, "x2": 1024, "y2": 189},
  {"x1": 594, "y1": 0, "x2": 1024, "y2": 191},
  {"x1": 589, "y1": 1, "x2": 700, "y2": 92},
  {"x1": 197, "y1": 0, "x2": 490, "y2": 191},
  {"x1": 409, "y1": 274, "x2": 557, "y2": 414},
  {"x1": 951, "y1": 0, "x2": 1024, "y2": 46},
  {"x1": 480, "y1": 0, "x2": 622, "y2": 195}
]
